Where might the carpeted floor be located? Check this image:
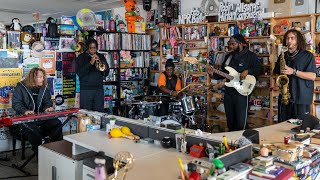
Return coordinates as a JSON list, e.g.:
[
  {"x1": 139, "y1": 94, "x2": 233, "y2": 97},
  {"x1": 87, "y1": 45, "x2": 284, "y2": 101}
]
[{"x1": 0, "y1": 148, "x2": 38, "y2": 180}]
